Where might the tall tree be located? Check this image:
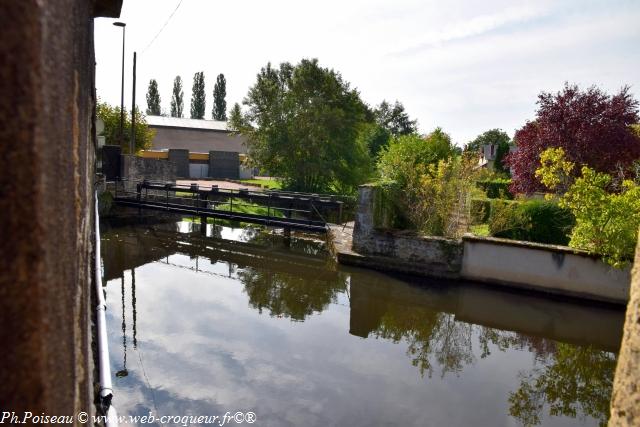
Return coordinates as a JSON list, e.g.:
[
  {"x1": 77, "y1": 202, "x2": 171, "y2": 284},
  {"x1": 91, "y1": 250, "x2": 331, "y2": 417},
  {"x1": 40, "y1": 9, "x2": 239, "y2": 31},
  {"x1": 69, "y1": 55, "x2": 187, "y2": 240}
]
[
  {"x1": 190, "y1": 71, "x2": 206, "y2": 119},
  {"x1": 507, "y1": 83, "x2": 640, "y2": 194},
  {"x1": 374, "y1": 100, "x2": 418, "y2": 136},
  {"x1": 145, "y1": 79, "x2": 161, "y2": 116},
  {"x1": 212, "y1": 73, "x2": 227, "y2": 120},
  {"x1": 228, "y1": 103, "x2": 242, "y2": 130},
  {"x1": 230, "y1": 59, "x2": 372, "y2": 193},
  {"x1": 170, "y1": 76, "x2": 184, "y2": 118}
]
